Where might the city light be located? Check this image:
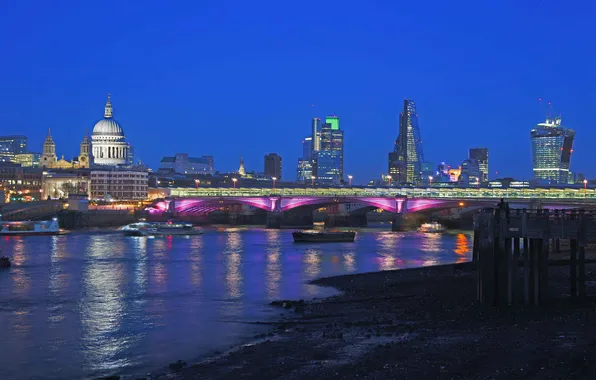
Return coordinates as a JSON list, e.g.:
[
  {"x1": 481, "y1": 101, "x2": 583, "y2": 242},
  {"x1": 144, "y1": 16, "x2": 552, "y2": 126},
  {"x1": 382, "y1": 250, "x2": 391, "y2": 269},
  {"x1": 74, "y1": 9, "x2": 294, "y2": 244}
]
[
  {"x1": 272, "y1": 177, "x2": 277, "y2": 189},
  {"x1": 311, "y1": 176, "x2": 316, "y2": 186},
  {"x1": 584, "y1": 179, "x2": 588, "y2": 197},
  {"x1": 348, "y1": 175, "x2": 353, "y2": 188},
  {"x1": 387, "y1": 175, "x2": 392, "y2": 188},
  {"x1": 232, "y1": 177, "x2": 238, "y2": 189},
  {"x1": 194, "y1": 179, "x2": 199, "y2": 189},
  {"x1": 428, "y1": 176, "x2": 433, "y2": 188}
]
